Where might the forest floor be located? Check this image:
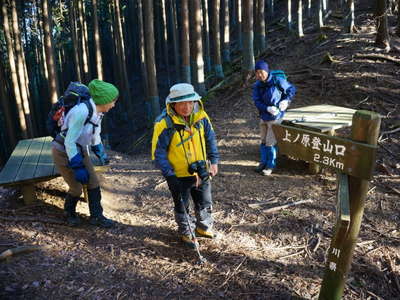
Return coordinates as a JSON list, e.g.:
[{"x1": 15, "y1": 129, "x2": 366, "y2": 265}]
[{"x1": 1, "y1": 4, "x2": 400, "y2": 300}]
